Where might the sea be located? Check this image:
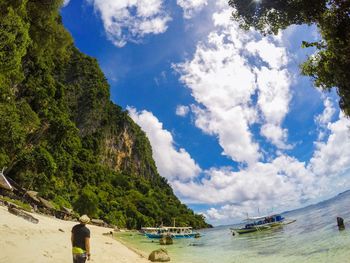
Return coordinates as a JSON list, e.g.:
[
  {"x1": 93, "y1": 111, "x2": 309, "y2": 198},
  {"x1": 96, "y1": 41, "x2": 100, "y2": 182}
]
[{"x1": 115, "y1": 191, "x2": 350, "y2": 263}]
